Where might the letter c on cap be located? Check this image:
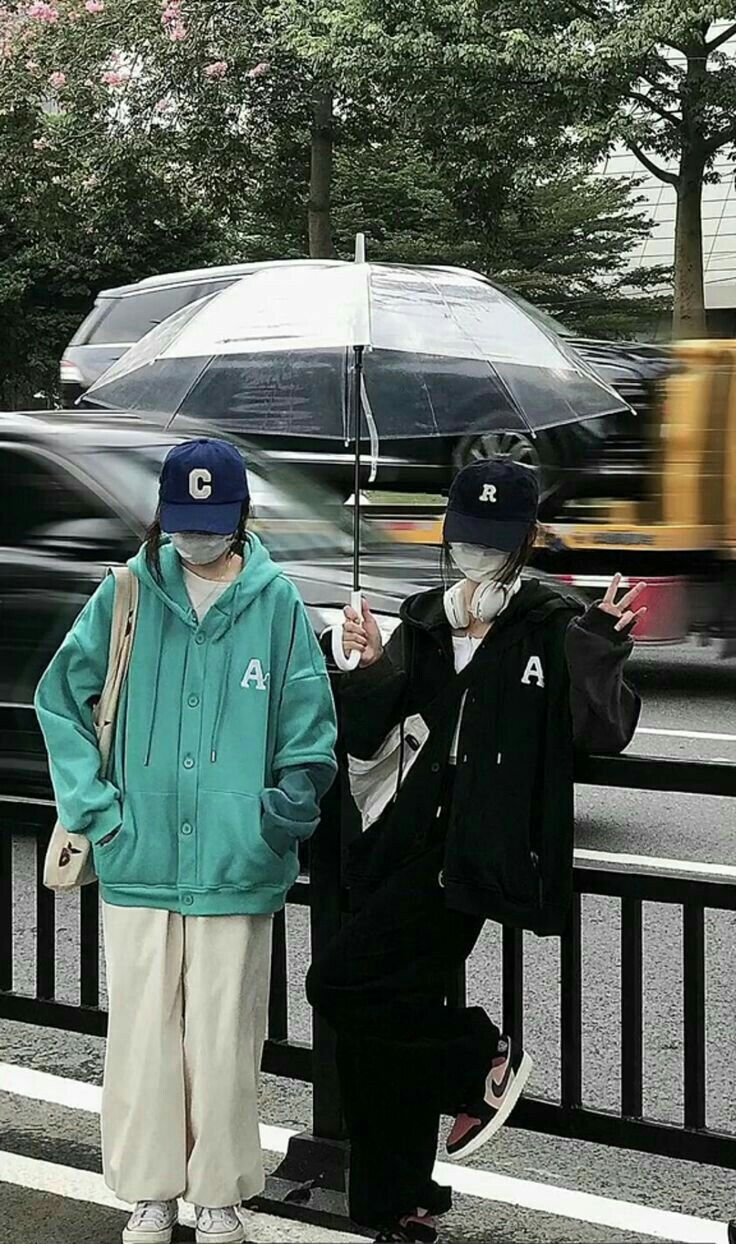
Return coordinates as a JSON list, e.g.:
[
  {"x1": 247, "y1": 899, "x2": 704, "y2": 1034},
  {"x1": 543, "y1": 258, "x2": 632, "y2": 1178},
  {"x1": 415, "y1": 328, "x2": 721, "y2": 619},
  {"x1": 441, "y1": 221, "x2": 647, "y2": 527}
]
[{"x1": 189, "y1": 468, "x2": 212, "y2": 500}]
